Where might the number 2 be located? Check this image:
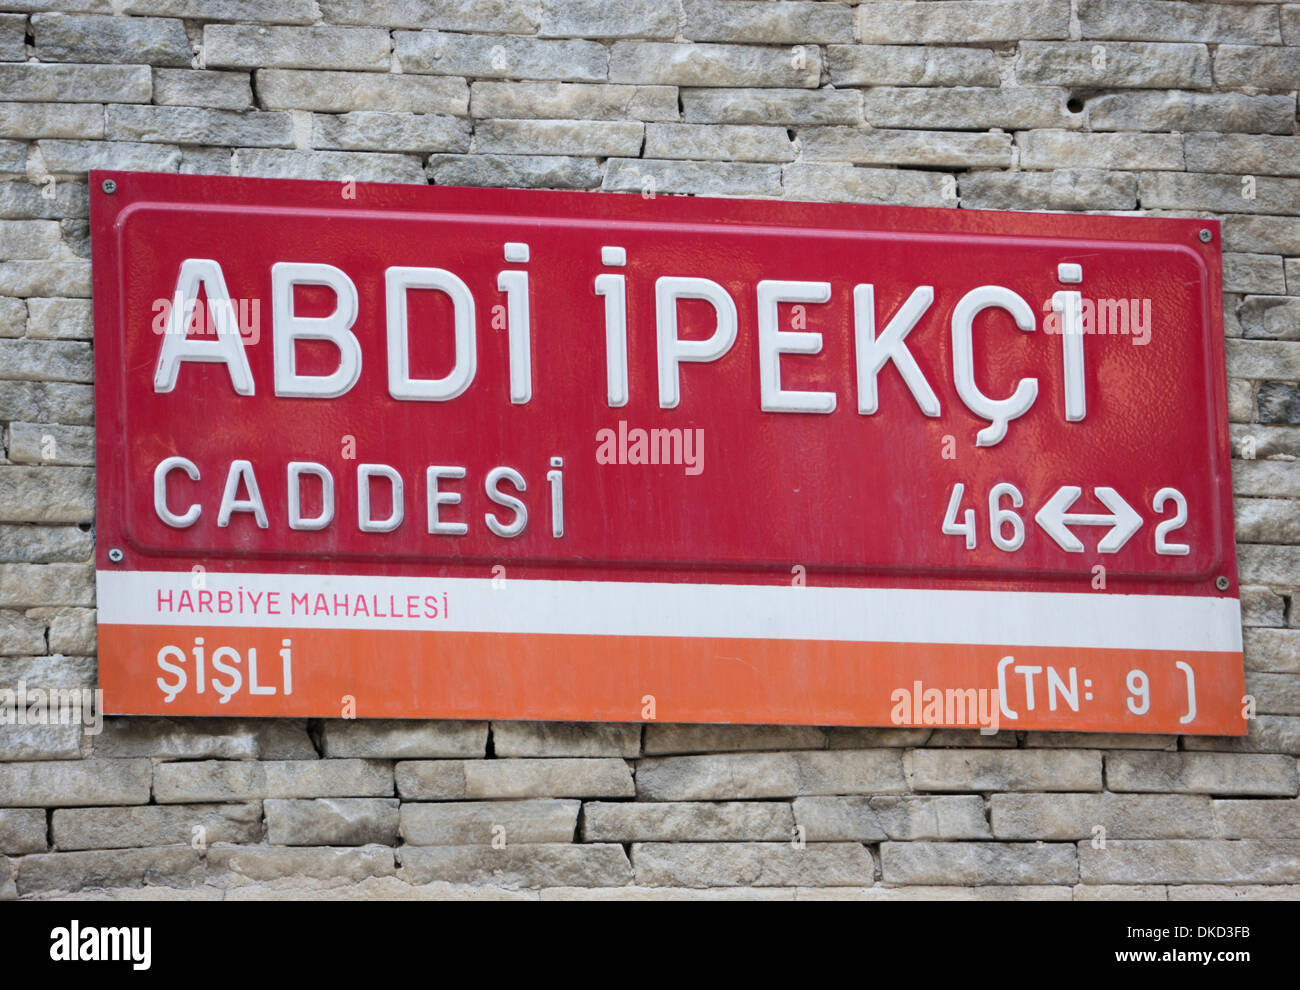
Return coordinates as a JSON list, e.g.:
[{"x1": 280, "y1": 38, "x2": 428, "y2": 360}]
[{"x1": 1153, "y1": 487, "x2": 1189, "y2": 556}]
